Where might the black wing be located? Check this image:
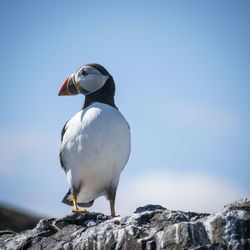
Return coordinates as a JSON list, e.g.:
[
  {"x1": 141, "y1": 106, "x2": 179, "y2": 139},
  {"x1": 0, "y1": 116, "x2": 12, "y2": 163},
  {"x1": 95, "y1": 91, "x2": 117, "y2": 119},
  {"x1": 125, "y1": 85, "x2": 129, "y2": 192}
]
[
  {"x1": 59, "y1": 121, "x2": 68, "y2": 171},
  {"x1": 61, "y1": 121, "x2": 68, "y2": 142}
]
